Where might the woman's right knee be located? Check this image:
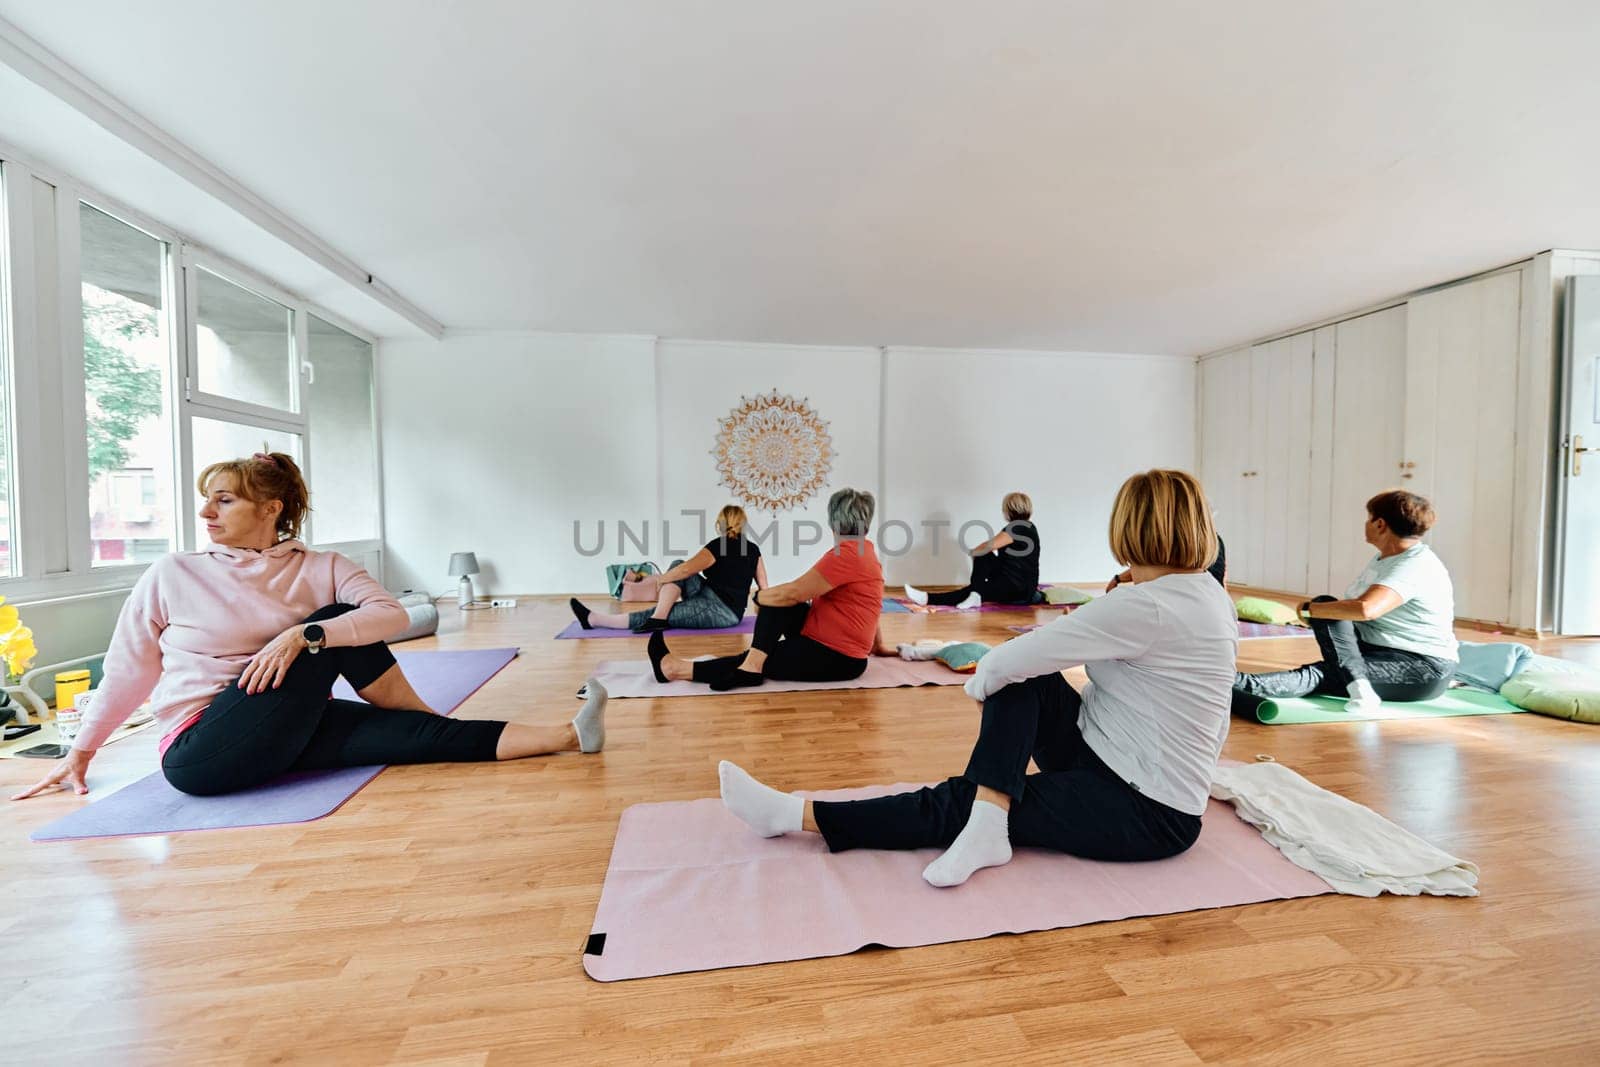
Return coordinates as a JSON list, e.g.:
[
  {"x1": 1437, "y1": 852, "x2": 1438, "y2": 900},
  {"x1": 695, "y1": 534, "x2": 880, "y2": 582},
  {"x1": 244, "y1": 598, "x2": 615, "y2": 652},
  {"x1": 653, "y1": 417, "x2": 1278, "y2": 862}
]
[{"x1": 302, "y1": 602, "x2": 357, "y2": 624}]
